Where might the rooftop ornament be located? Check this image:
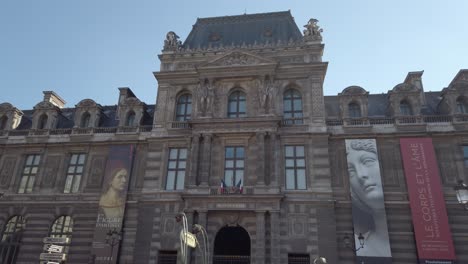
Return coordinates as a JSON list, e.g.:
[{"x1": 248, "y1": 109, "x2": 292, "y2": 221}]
[
  {"x1": 164, "y1": 31, "x2": 182, "y2": 51},
  {"x1": 303, "y1": 18, "x2": 323, "y2": 43}
]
